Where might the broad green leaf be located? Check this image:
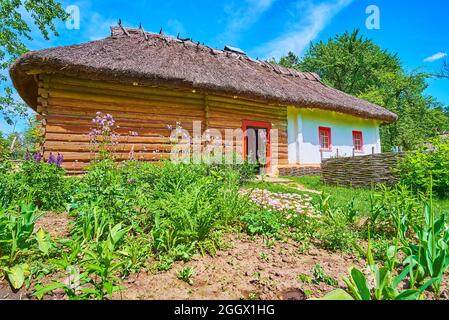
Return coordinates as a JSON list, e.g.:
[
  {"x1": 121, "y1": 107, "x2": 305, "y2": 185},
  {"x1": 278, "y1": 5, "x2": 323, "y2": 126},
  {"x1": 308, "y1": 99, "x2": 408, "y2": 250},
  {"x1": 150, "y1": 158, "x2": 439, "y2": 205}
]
[
  {"x1": 366, "y1": 230, "x2": 375, "y2": 267},
  {"x1": 424, "y1": 204, "x2": 431, "y2": 226},
  {"x1": 343, "y1": 277, "x2": 361, "y2": 300},
  {"x1": 109, "y1": 223, "x2": 129, "y2": 246},
  {"x1": 395, "y1": 289, "x2": 420, "y2": 300},
  {"x1": 419, "y1": 277, "x2": 439, "y2": 293},
  {"x1": 36, "y1": 228, "x2": 51, "y2": 255},
  {"x1": 433, "y1": 215, "x2": 446, "y2": 235},
  {"x1": 425, "y1": 247, "x2": 433, "y2": 276},
  {"x1": 350, "y1": 267, "x2": 371, "y2": 300},
  {"x1": 392, "y1": 266, "x2": 411, "y2": 288},
  {"x1": 433, "y1": 252, "x2": 447, "y2": 277},
  {"x1": 374, "y1": 266, "x2": 389, "y2": 299},
  {"x1": 386, "y1": 245, "x2": 397, "y2": 261},
  {"x1": 313, "y1": 289, "x2": 354, "y2": 300},
  {"x1": 6, "y1": 263, "x2": 30, "y2": 289},
  {"x1": 34, "y1": 282, "x2": 66, "y2": 300}
]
